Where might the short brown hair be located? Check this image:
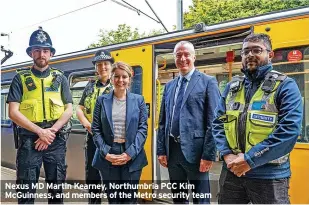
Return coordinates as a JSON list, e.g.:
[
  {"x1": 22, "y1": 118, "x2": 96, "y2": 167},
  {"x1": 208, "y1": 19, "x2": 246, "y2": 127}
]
[{"x1": 111, "y1": 61, "x2": 133, "y2": 77}]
